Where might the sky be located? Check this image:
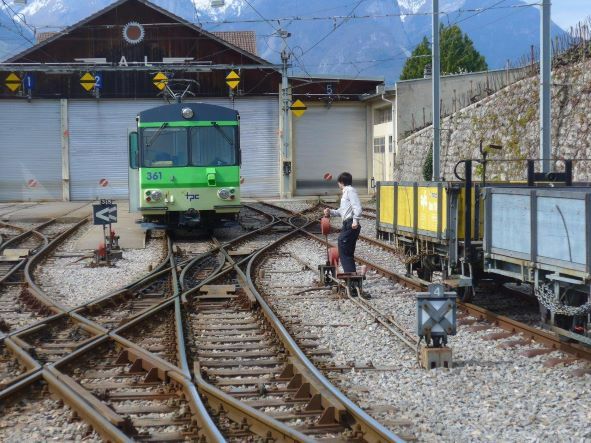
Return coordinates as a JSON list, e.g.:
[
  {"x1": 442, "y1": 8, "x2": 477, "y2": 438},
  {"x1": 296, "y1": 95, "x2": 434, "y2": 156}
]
[{"x1": 551, "y1": 0, "x2": 591, "y2": 29}]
